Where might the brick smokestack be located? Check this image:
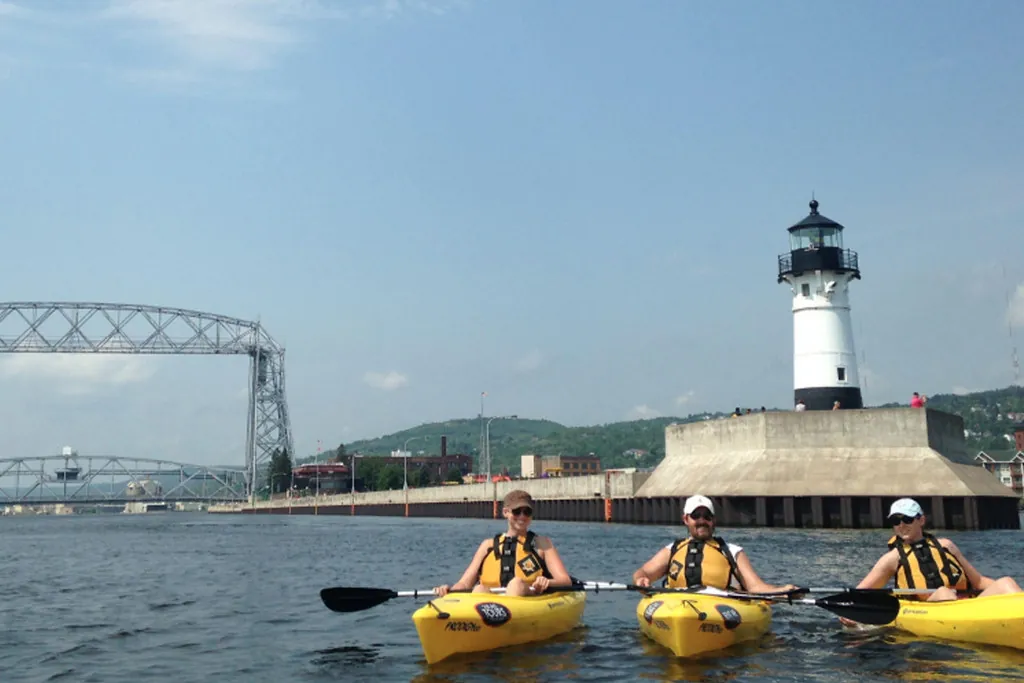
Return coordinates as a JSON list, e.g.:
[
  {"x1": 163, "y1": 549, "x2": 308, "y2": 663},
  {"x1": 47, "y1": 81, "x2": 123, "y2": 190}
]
[{"x1": 441, "y1": 435, "x2": 447, "y2": 458}]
